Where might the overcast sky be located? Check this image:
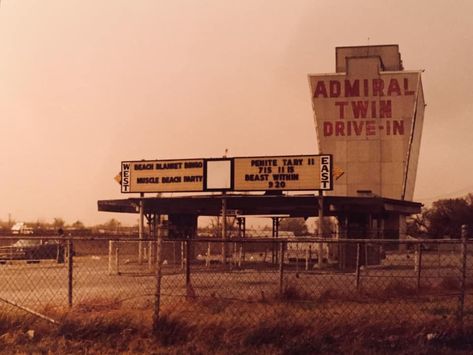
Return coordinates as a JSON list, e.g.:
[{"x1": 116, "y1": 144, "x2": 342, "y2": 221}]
[{"x1": 0, "y1": 0, "x2": 472, "y2": 225}]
